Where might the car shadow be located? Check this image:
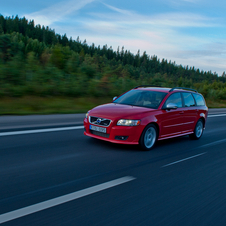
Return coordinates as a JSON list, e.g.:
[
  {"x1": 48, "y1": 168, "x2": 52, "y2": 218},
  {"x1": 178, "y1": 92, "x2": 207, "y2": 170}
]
[
  {"x1": 86, "y1": 137, "x2": 141, "y2": 152},
  {"x1": 86, "y1": 135, "x2": 193, "y2": 153}
]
